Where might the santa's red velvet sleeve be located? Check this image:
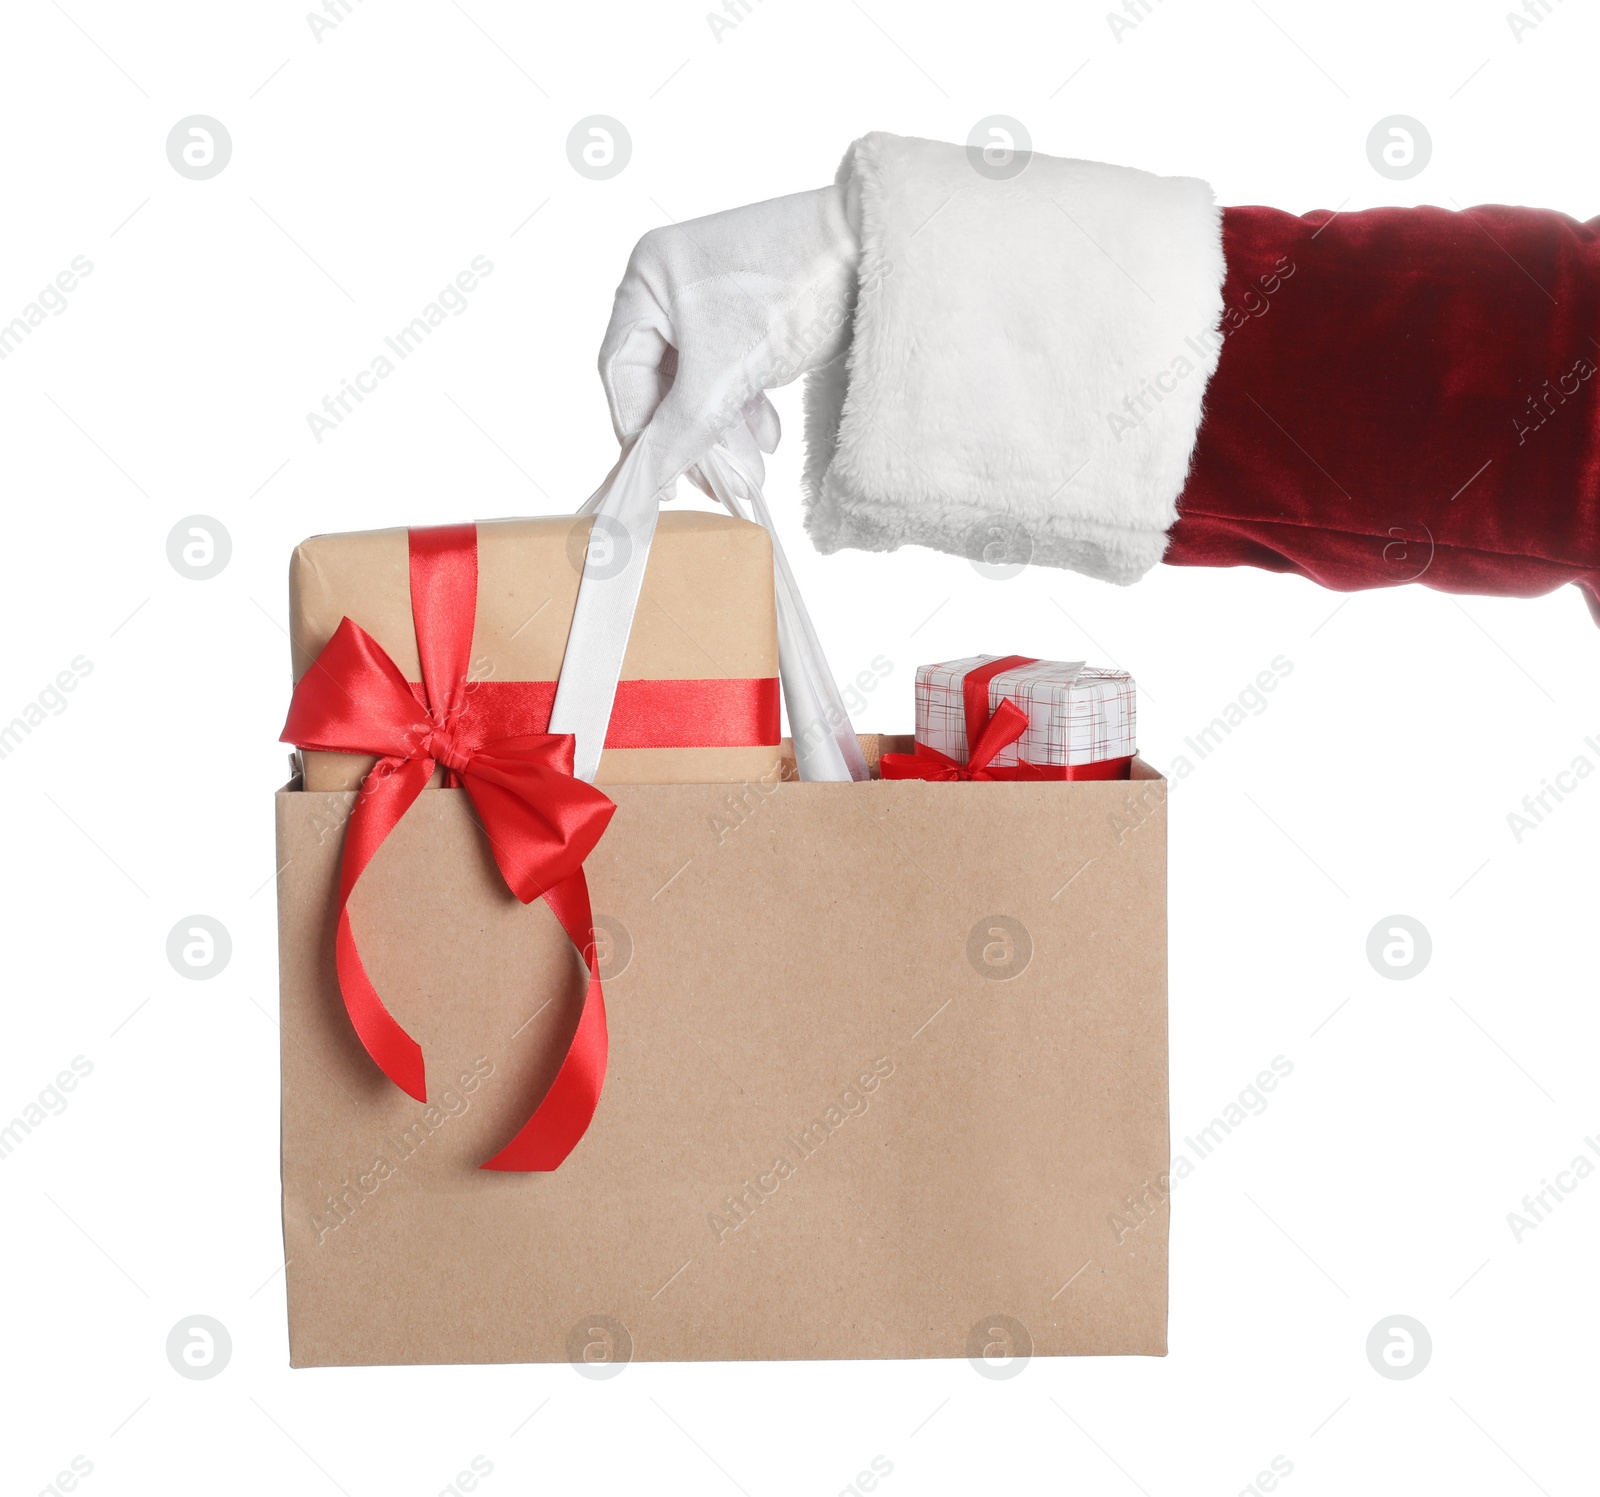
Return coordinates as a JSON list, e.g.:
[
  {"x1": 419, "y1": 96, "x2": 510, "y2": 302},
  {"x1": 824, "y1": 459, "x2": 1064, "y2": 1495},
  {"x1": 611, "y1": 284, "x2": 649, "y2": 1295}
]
[
  {"x1": 803, "y1": 131, "x2": 1600, "y2": 623},
  {"x1": 1167, "y1": 204, "x2": 1600, "y2": 622}
]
